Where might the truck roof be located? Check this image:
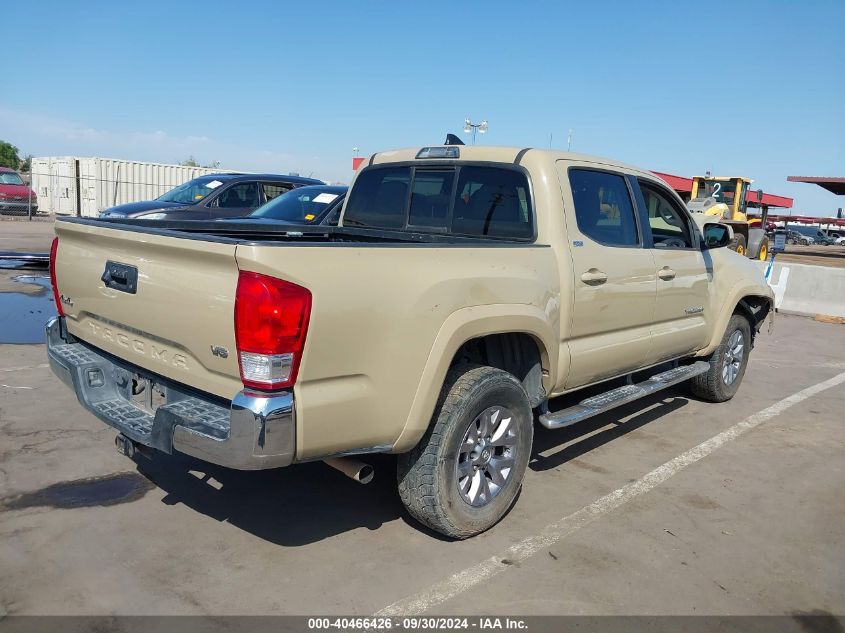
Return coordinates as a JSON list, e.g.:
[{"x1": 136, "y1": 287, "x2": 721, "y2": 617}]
[
  {"x1": 367, "y1": 145, "x2": 650, "y2": 176},
  {"x1": 217, "y1": 173, "x2": 324, "y2": 185}
]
